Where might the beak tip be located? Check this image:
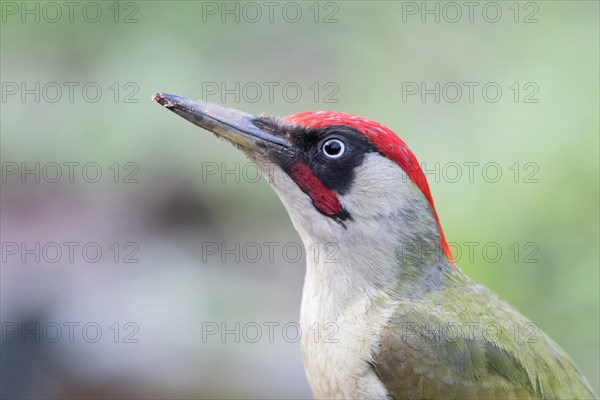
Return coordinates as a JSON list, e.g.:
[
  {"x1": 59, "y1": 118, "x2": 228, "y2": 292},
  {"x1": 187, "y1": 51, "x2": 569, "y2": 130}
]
[{"x1": 152, "y1": 92, "x2": 176, "y2": 108}]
